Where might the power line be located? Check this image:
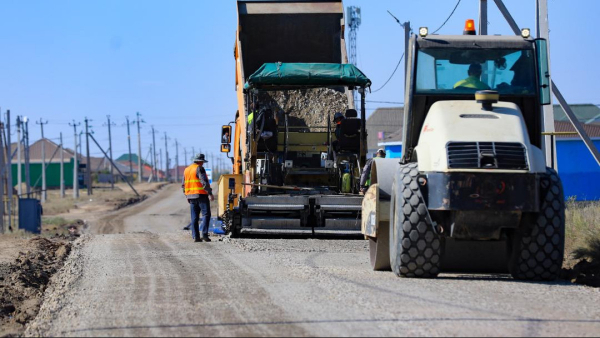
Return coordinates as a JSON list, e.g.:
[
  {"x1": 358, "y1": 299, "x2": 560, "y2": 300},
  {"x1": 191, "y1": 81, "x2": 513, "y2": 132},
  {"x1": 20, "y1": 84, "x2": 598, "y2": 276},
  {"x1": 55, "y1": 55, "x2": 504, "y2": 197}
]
[
  {"x1": 432, "y1": 0, "x2": 462, "y2": 34},
  {"x1": 371, "y1": 53, "x2": 404, "y2": 93},
  {"x1": 372, "y1": 0, "x2": 460, "y2": 94},
  {"x1": 366, "y1": 100, "x2": 404, "y2": 105},
  {"x1": 150, "y1": 123, "x2": 223, "y2": 127}
]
